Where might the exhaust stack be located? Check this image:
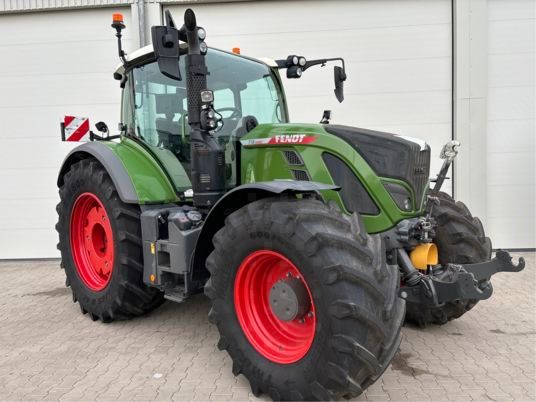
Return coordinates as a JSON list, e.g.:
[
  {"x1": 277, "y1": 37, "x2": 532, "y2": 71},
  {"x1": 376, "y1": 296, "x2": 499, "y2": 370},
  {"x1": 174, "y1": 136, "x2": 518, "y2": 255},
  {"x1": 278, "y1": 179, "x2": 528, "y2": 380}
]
[
  {"x1": 181, "y1": 9, "x2": 226, "y2": 210},
  {"x1": 151, "y1": 9, "x2": 225, "y2": 210}
]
